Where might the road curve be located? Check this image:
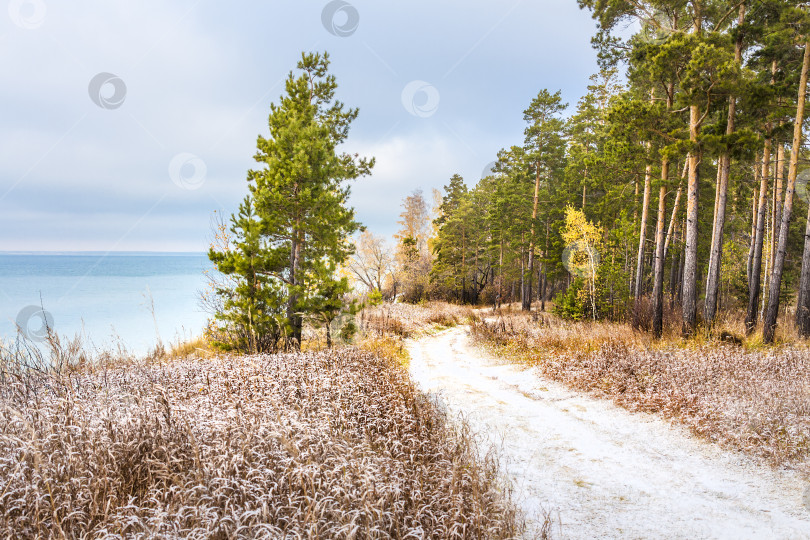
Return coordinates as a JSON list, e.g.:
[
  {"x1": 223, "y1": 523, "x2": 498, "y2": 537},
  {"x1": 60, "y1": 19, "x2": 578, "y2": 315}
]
[{"x1": 407, "y1": 327, "x2": 810, "y2": 540}]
